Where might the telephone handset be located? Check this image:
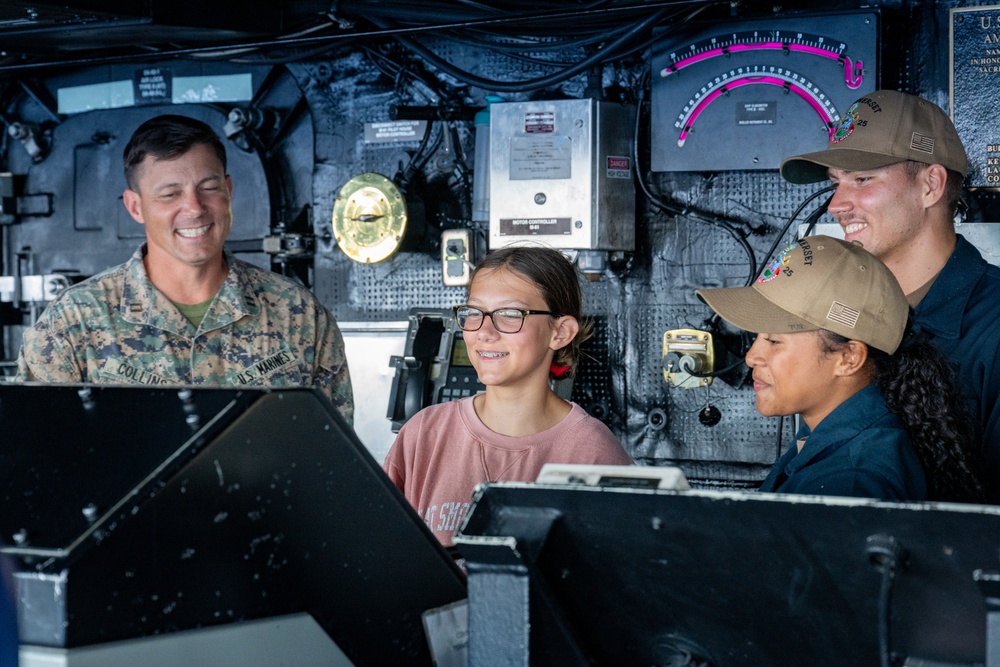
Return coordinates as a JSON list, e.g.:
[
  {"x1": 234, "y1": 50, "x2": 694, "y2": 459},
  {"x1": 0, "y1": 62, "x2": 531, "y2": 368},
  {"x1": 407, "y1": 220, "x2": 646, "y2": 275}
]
[{"x1": 387, "y1": 308, "x2": 484, "y2": 433}]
